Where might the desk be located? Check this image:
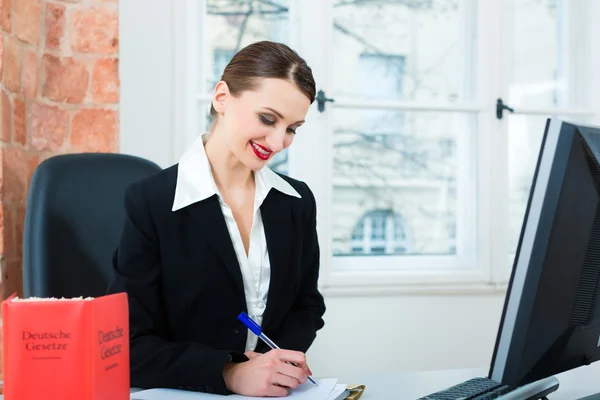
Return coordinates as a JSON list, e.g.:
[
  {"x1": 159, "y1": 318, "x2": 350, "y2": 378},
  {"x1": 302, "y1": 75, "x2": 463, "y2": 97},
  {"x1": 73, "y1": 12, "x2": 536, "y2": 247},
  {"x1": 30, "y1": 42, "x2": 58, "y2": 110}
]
[
  {"x1": 339, "y1": 363, "x2": 600, "y2": 399},
  {"x1": 1, "y1": 364, "x2": 599, "y2": 399}
]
